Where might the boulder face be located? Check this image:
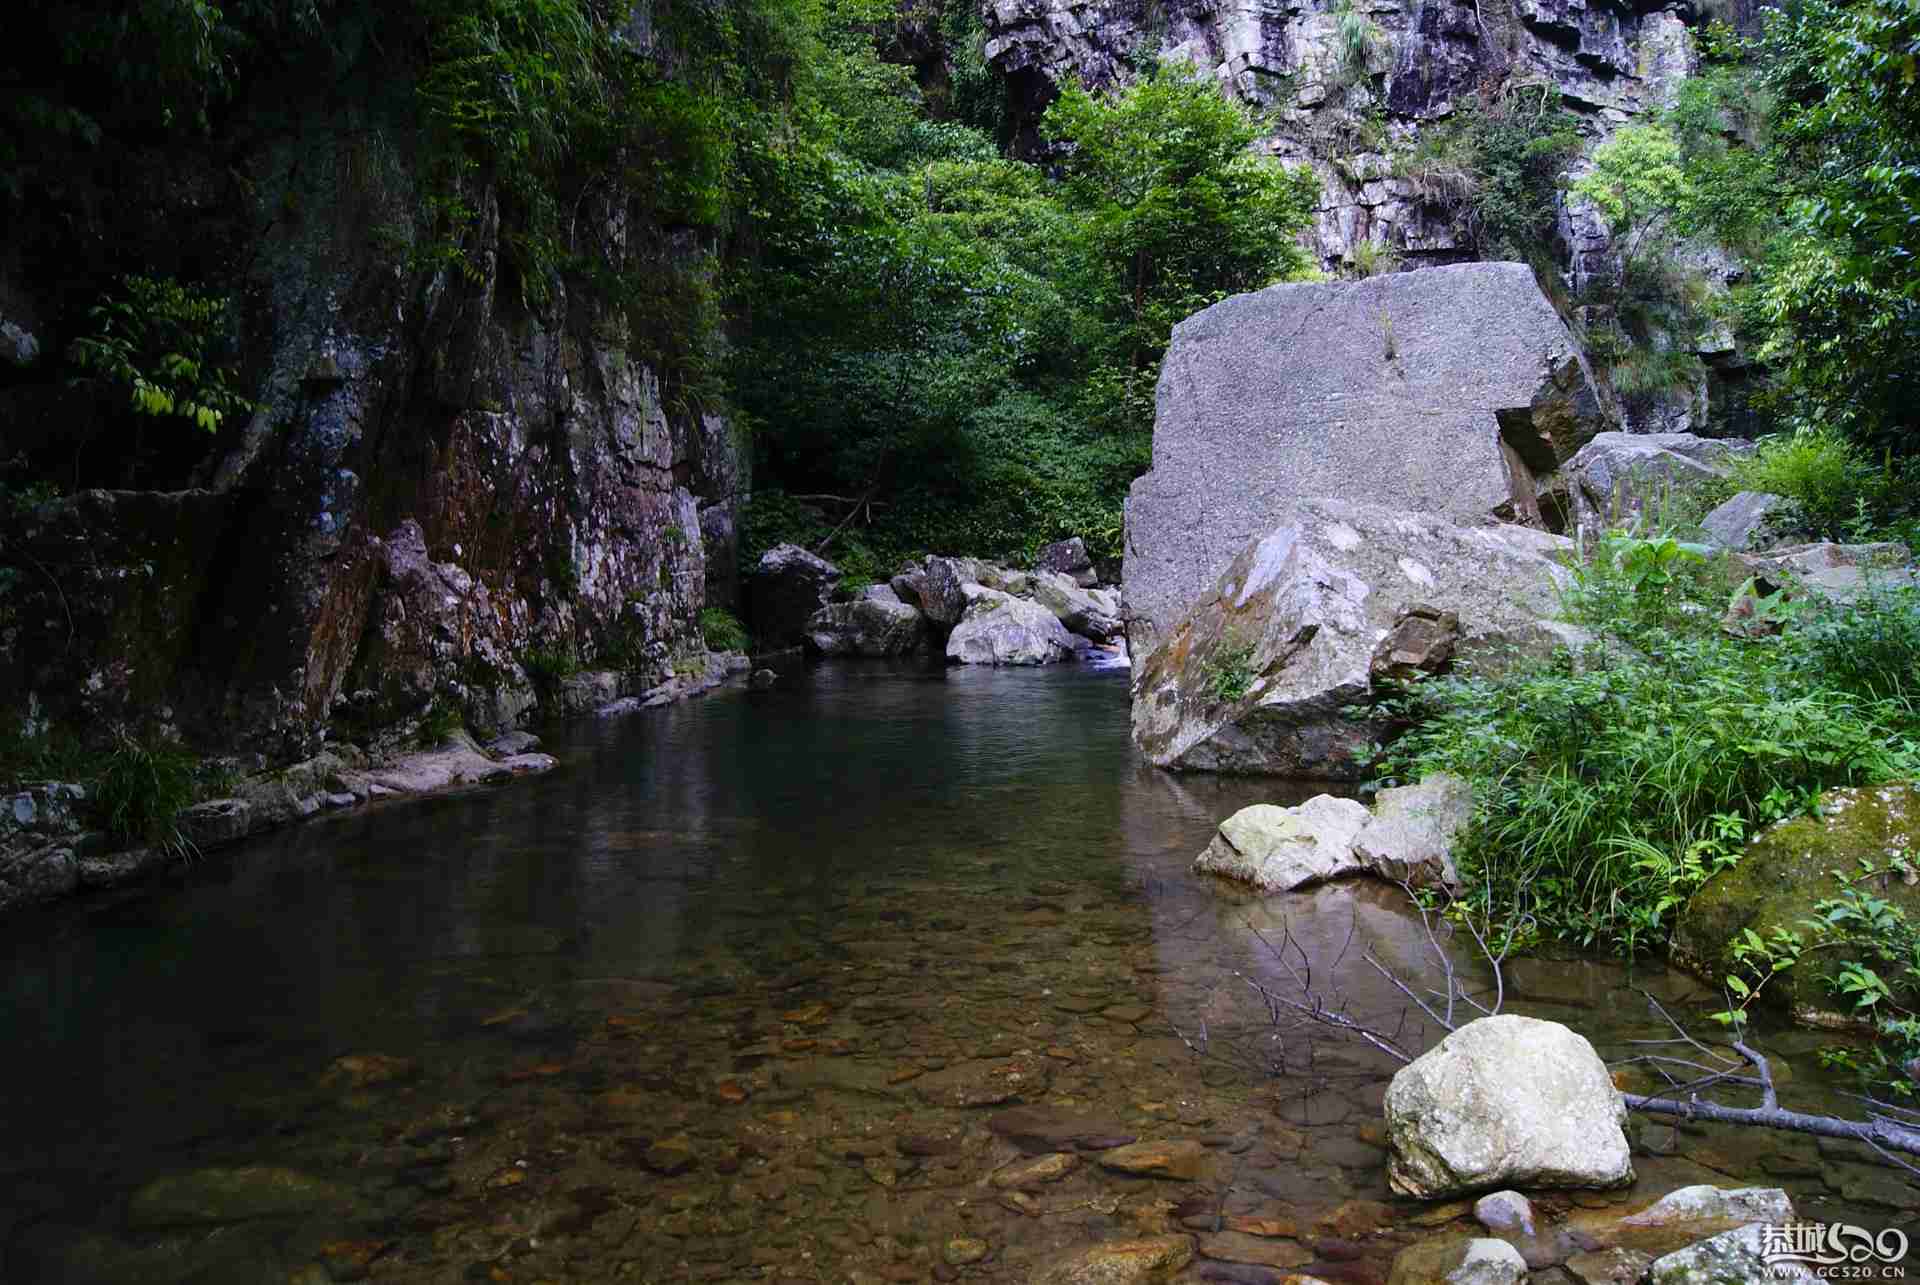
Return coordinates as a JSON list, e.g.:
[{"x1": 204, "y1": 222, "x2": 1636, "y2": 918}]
[
  {"x1": 1035, "y1": 536, "x2": 1097, "y2": 587},
  {"x1": 747, "y1": 544, "x2": 841, "y2": 650},
  {"x1": 1032, "y1": 570, "x2": 1122, "y2": 642},
  {"x1": 1130, "y1": 499, "x2": 1581, "y2": 778},
  {"x1": 1673, "y1": 783, "x2": 1920, "y2": 1022},
  {"x1": 1700, "y1": 490, "x2": 1786, "y2": 551},
  {"x1": 805, "y1": 588, "x2": 928, "y2": 657},
  {"x1": 1562, "y1": 431, "x2": 1751, "y2": 537},
  {"x1": 1124, "y1": 264, "x2": 1606, "y2": 656},
  {"x1": 1354, "y1": 773, "x2": 1472, "y2": 888},
  {"x1": 946, "y1": 590, "x2": 1079, "y2": 666},
  {"x1": 1385, "y1": 1014, "x2": 1633, "y2": 1199}
]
